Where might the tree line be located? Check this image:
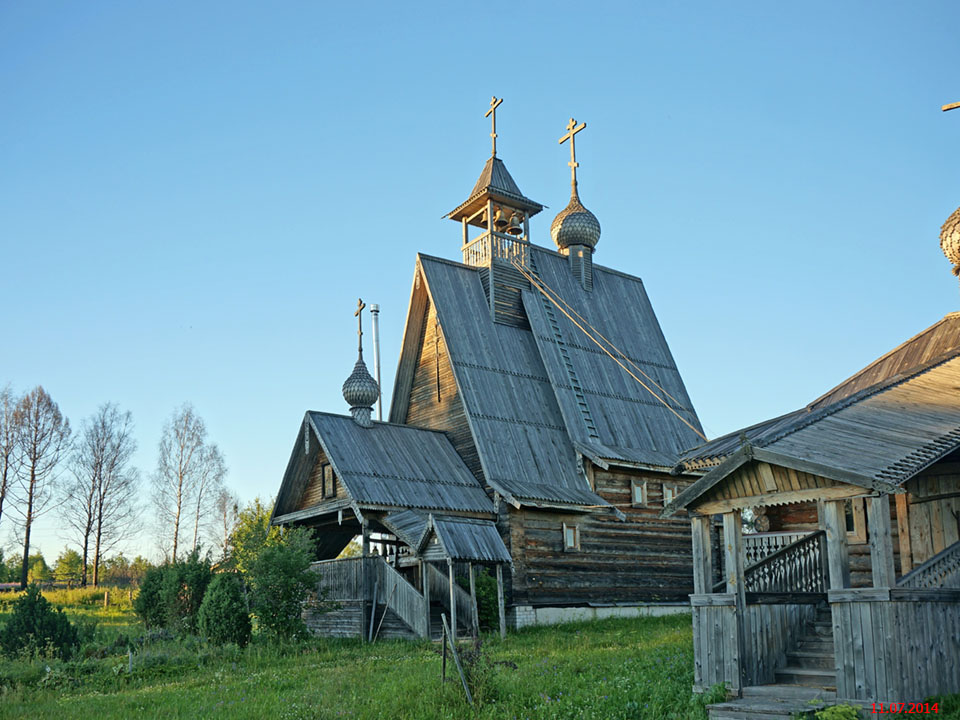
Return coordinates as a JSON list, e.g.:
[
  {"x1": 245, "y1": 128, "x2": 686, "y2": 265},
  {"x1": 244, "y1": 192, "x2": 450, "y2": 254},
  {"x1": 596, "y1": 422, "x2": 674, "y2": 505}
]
[{"x1": 0, "y1": 384, "x2": 242, "y2": 589}]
